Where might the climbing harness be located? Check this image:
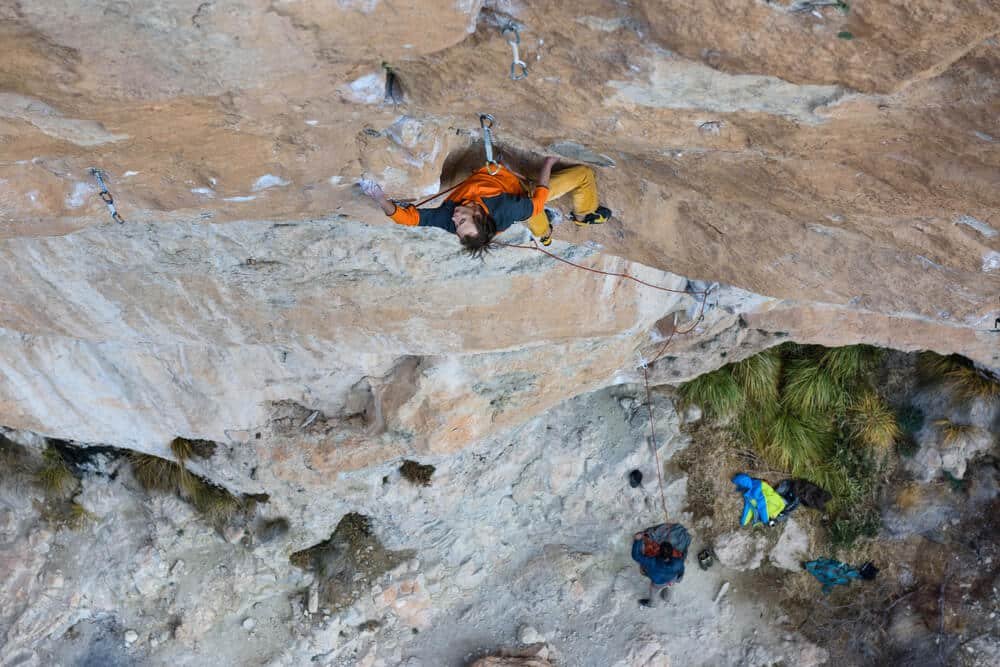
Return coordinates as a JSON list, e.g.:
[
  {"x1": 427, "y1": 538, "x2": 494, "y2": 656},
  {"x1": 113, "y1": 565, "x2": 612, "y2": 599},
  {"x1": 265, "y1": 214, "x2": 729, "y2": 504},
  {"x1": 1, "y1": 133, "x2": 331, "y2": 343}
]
[
  {"x1": 480, "y1": 113, "x2": 501, "y2": 175},
  {"x1": 501, "y1": 22, "x2": 528, "y2": 80},
  {"x1": 90, "y1": 168, "x2": 124, "y2": 224}
]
